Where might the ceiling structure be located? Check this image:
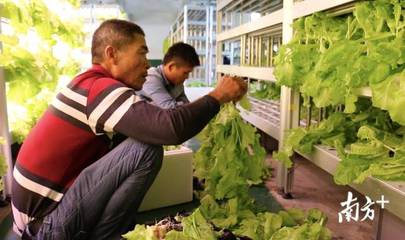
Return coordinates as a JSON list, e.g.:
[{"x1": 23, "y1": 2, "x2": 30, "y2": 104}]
[
  {"x1": 81, "y1": 0, "x2": 201, "y2": 24},
  {"x1": 80, "y1": 0, "x2": 213, "y2": 58},
  {"x1": 121, "y1": 0, "x2": 187, "y2": 24}
]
